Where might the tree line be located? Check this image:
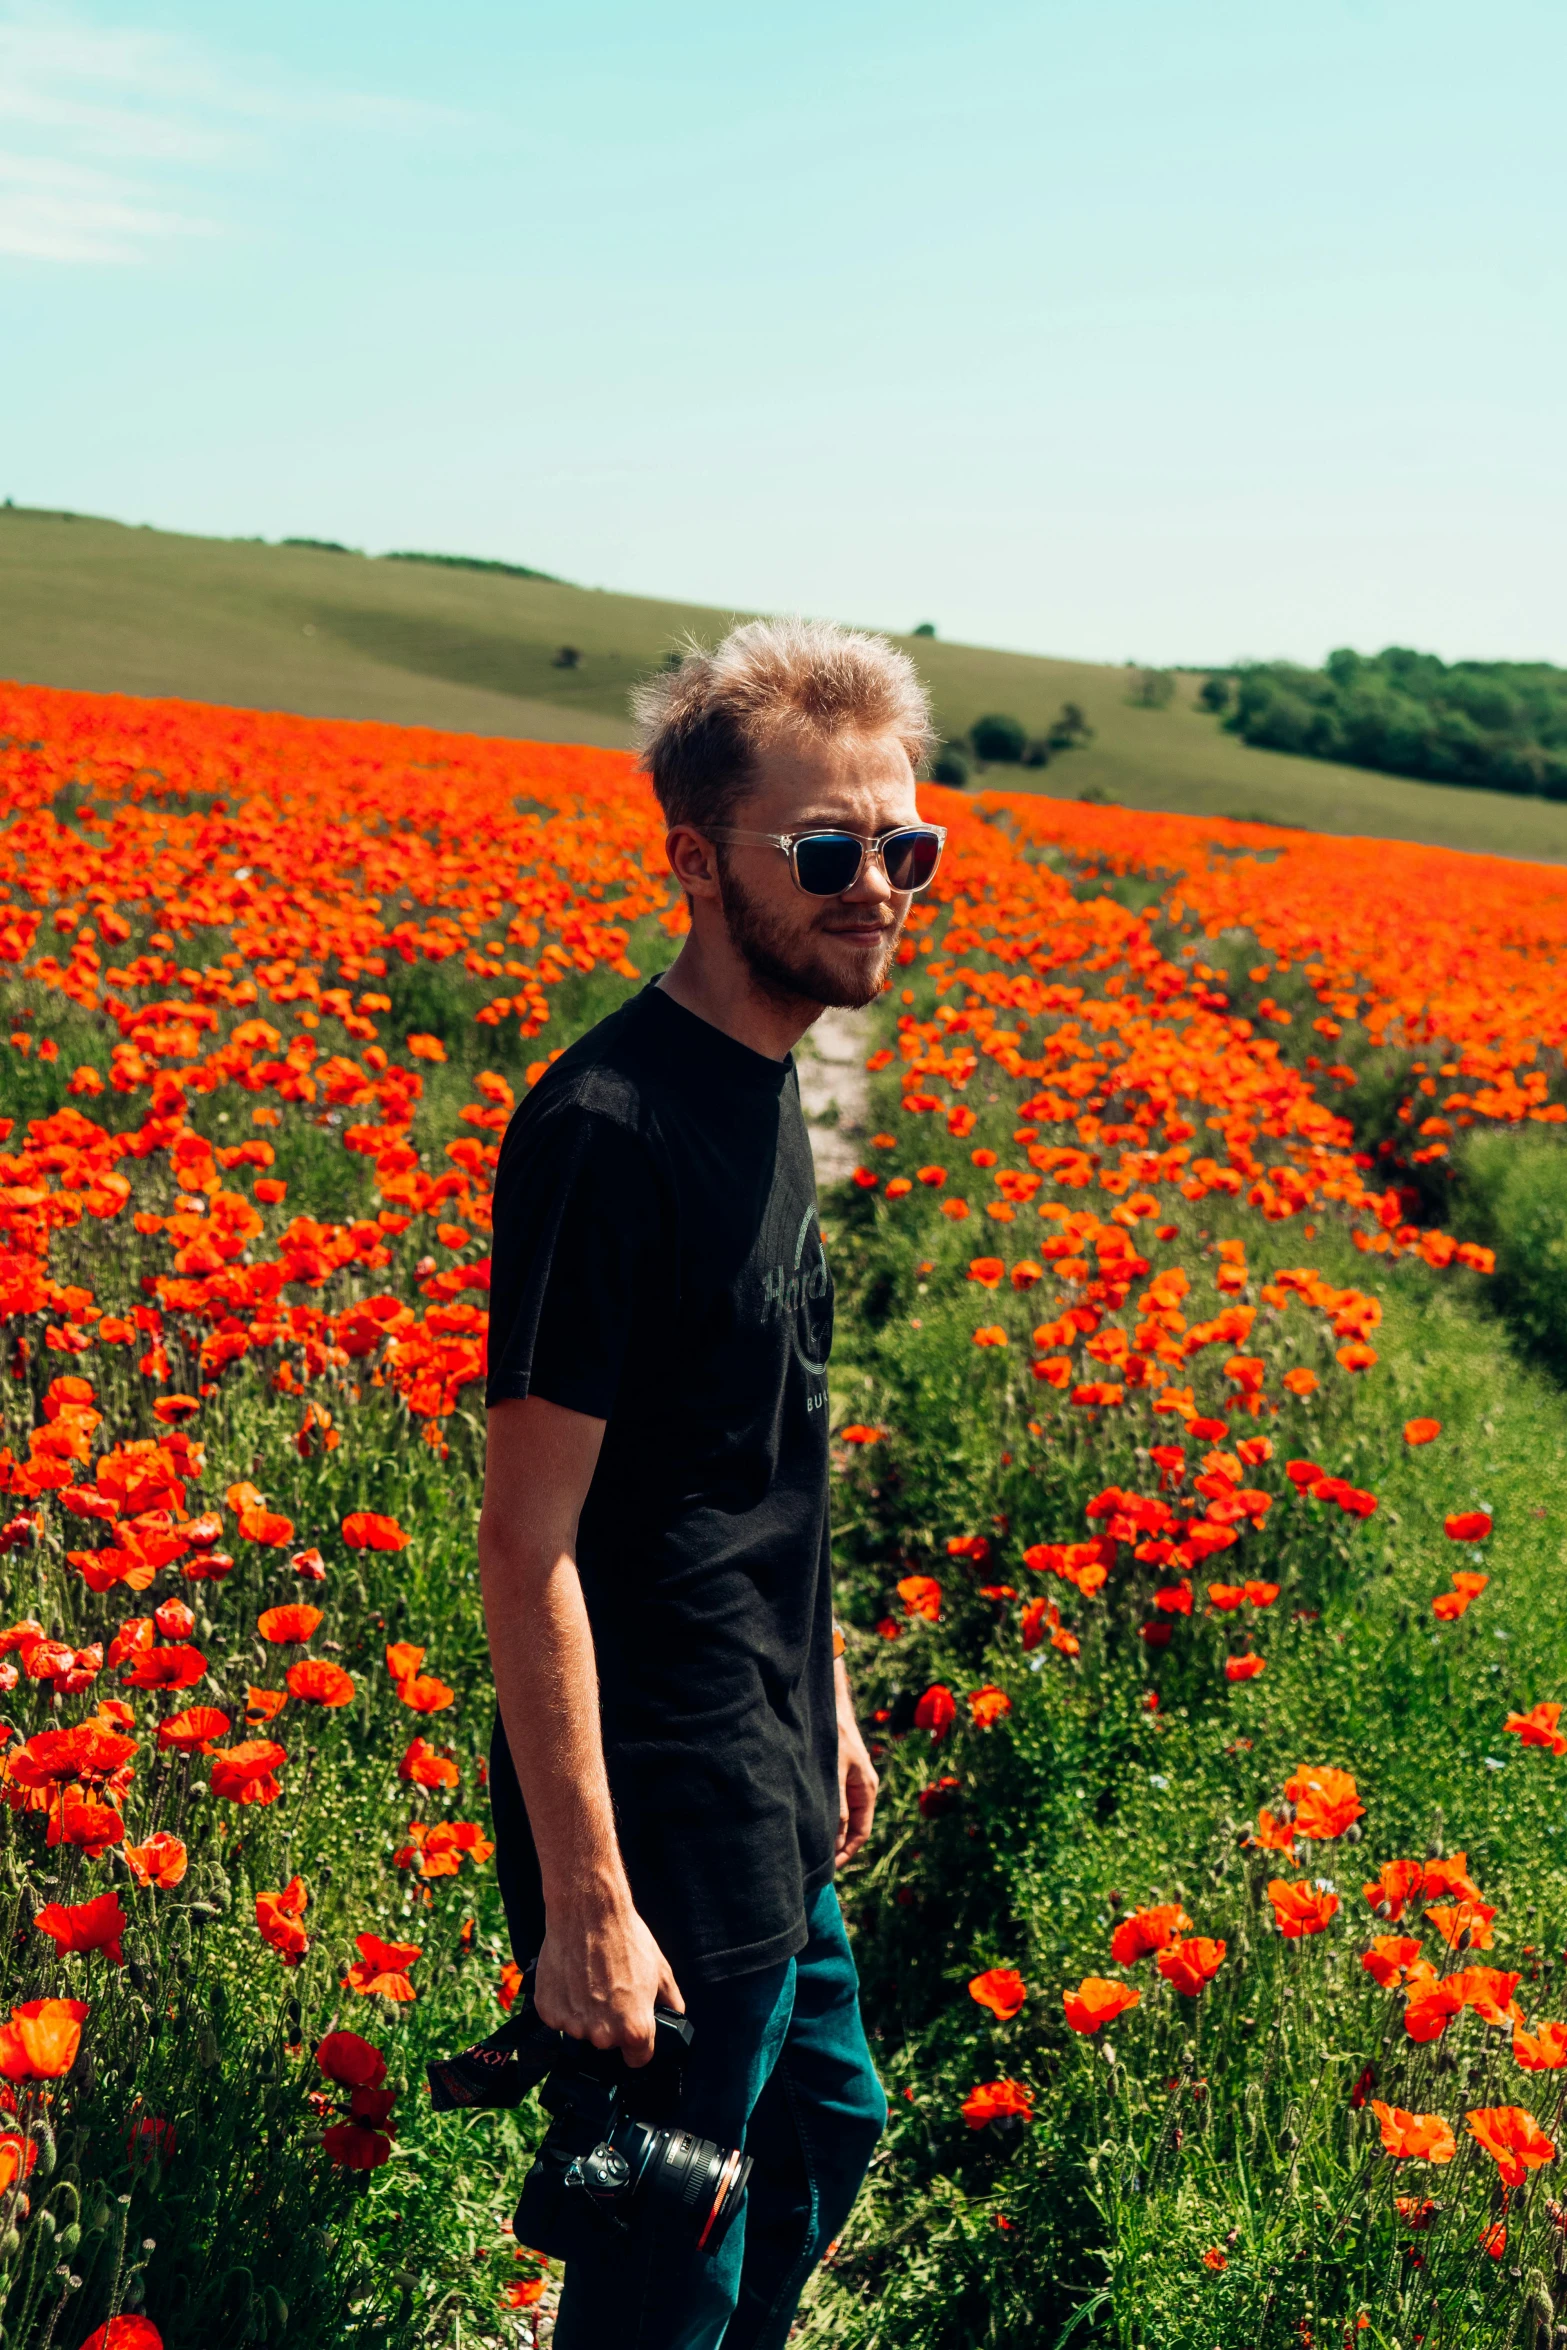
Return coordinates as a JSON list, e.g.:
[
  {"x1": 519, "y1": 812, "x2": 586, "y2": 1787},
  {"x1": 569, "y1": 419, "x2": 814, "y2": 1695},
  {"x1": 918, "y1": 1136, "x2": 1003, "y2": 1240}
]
[{"x1": 1202, "y1": 646, "x2": 1567, "y2": 799}]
